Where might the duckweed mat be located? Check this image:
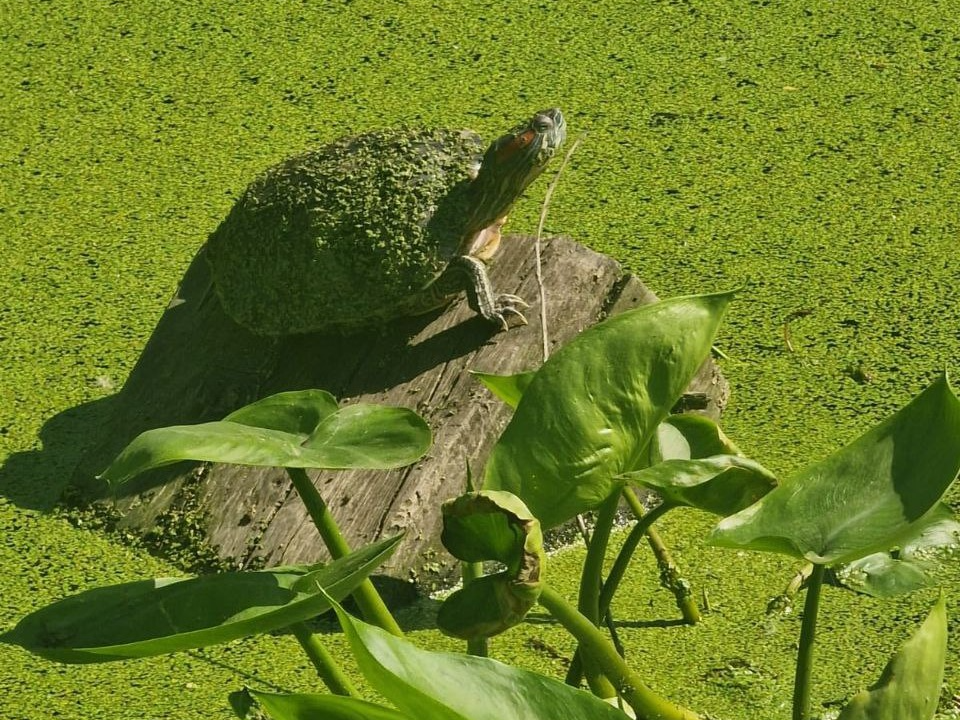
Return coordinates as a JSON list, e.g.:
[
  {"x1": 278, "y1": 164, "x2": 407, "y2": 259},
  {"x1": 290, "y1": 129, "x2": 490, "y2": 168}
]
[{"x1": 2, "y1": 1, "x2": 959, "y2": 718}]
